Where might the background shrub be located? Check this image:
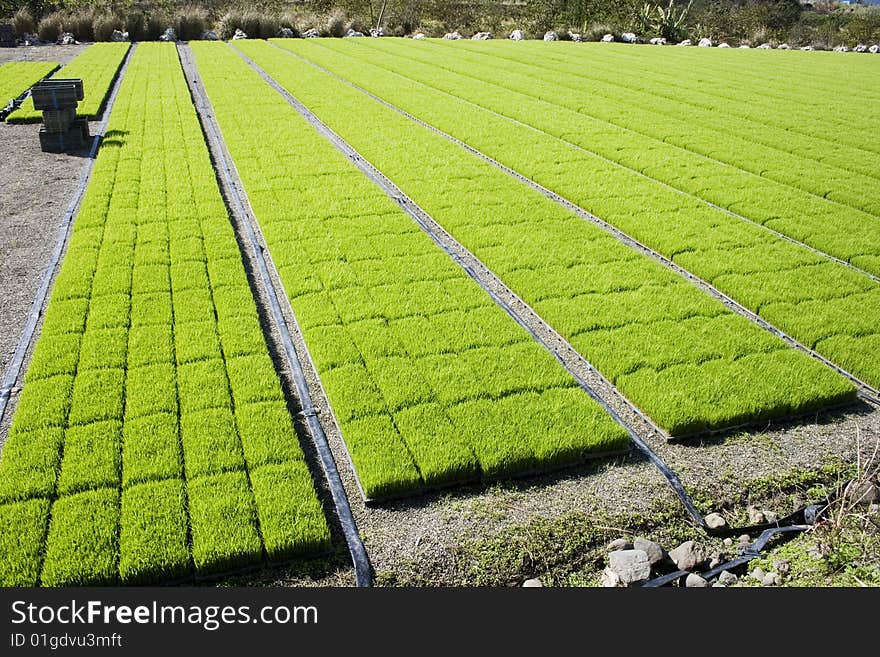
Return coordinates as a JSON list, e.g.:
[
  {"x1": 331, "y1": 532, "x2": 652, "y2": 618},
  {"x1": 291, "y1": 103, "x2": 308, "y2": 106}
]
[{"x1": 13, "y1": 7, "x2": 34, "y2": 37}]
